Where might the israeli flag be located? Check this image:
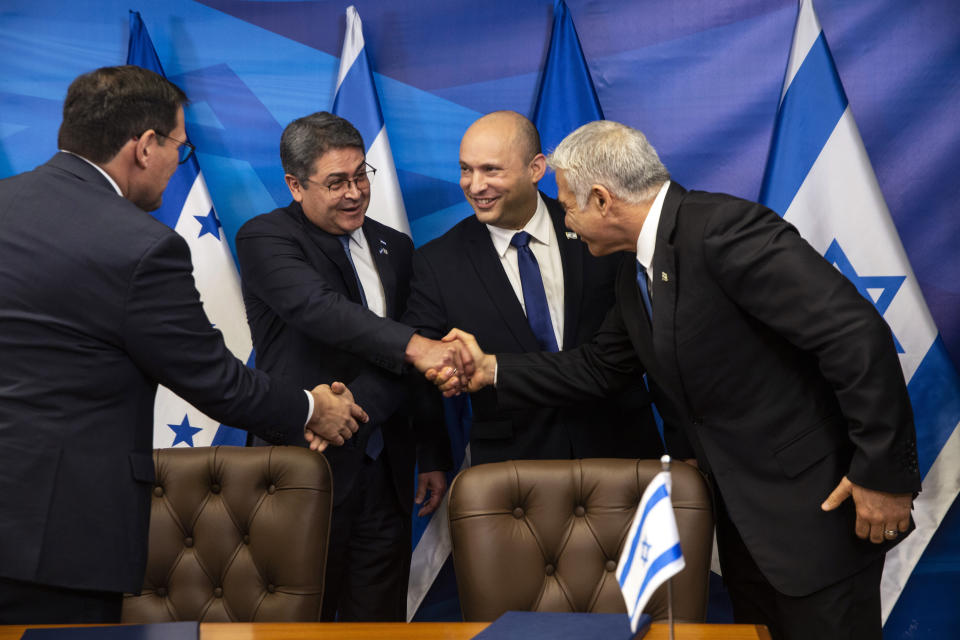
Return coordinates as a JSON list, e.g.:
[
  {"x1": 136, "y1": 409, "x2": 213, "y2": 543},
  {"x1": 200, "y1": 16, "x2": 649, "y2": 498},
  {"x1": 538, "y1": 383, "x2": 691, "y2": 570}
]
[
  {"x1": 128, "y1": 11, "x2": 250, "y2": 448},
  {"x1": 531, "y1": 0, "x2": 604, "y2": 199},
  {"x1": 760, "y1": 0, "x2": 960, "y2": 624},
  {"x1": 617, "y1": 463, "x2": 685, "y2": 632},
  {"x1": 332, "y1": 5, "x2": 409, "y2": 236}
]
